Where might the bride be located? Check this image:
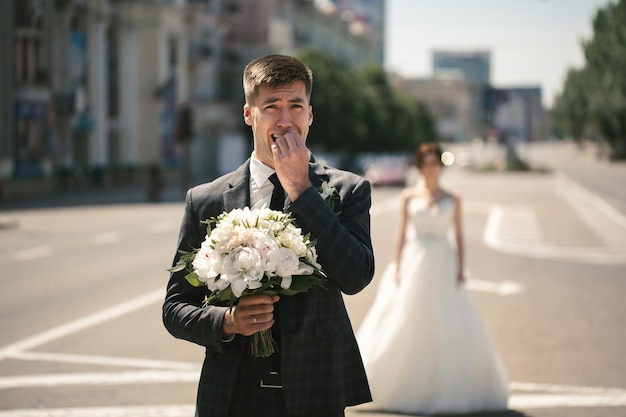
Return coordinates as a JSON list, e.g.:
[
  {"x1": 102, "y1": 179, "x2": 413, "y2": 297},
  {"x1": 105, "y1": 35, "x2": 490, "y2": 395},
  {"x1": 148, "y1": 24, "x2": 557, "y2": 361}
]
[{"x1": 357, "y1": 142, "x2": 509, "y2": 415}]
